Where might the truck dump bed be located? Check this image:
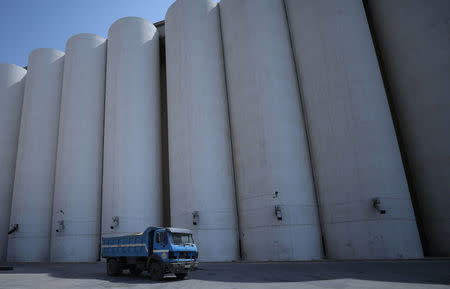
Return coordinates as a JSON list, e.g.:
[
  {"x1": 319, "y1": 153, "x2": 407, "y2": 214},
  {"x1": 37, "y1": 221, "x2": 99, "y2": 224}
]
[{"x1": 102, "y1": 232, "x2": 150, "y2": 257}]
